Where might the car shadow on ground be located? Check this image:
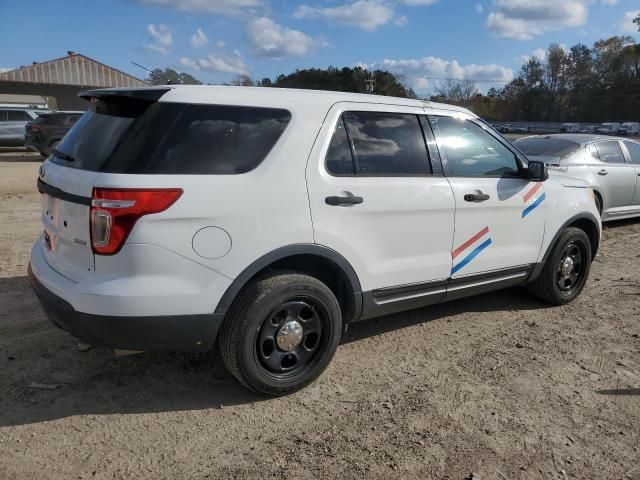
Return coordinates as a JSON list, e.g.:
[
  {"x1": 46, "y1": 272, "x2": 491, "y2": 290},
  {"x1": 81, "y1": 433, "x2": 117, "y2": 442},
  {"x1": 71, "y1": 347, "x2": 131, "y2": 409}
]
[
  {"x1": 602, "y1": 217, "x2": 640, "y2": 230},
  {"x1": 0, "y1": 275, "x2": 550, "y2": 427}
]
